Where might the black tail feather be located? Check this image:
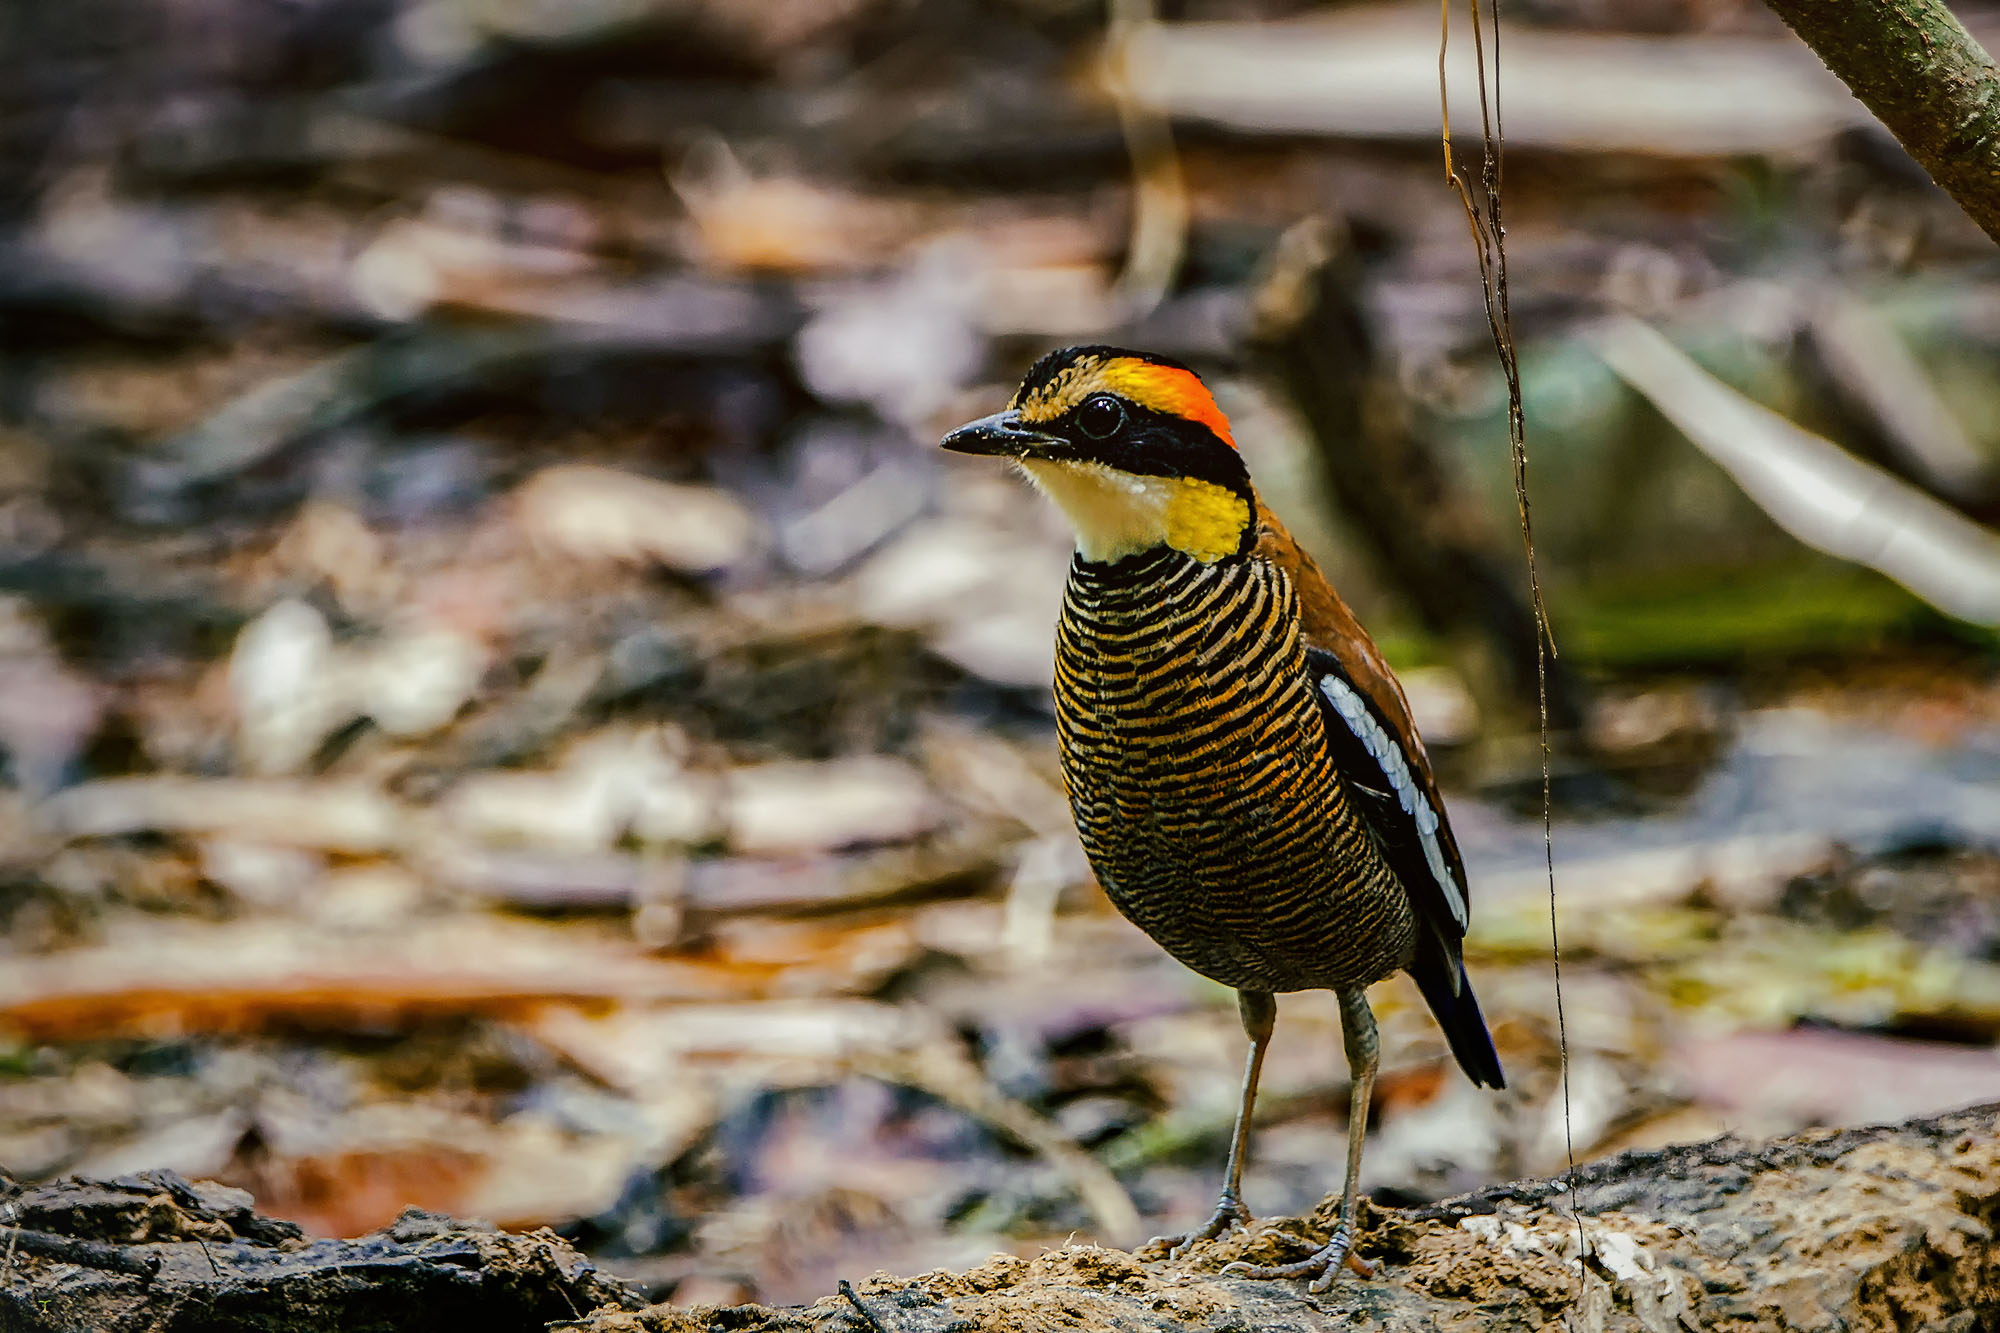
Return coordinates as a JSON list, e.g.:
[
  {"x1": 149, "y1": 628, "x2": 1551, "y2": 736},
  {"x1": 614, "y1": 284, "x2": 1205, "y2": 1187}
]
[{"x1": 1411, "y1": 954, "x2": 1506, "y2": 1089}]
